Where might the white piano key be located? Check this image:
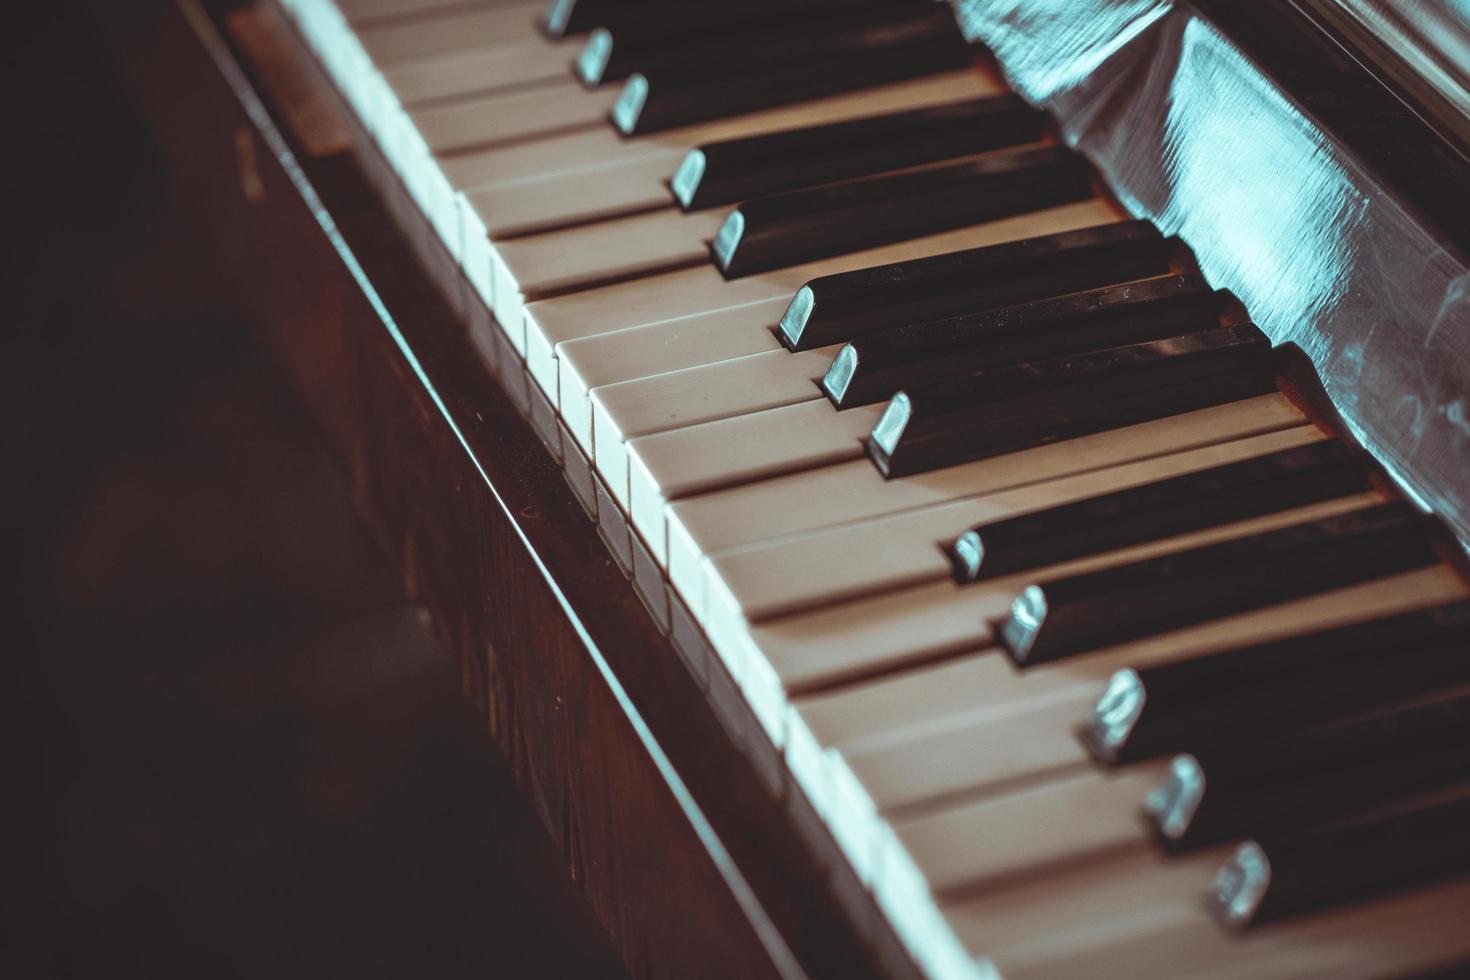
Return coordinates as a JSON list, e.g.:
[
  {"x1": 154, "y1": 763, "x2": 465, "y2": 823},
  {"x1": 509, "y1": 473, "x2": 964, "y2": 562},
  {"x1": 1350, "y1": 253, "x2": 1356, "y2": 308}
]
[
  {"x1": 717, "y1": 494, "x2": 1383, "y2": 748},
  {"x1": 628, "y1": 399, "x2": 886, "y2": 543},
  {"x1": 895, "y1": 763, "x2": 1170, "y2": 893},
  {"x1": 557, "y1": 296, "x2": 792, "y2": 451},
  {"x1": 799, "y1": 564, "x2": 1470, "y2": 754},
  {"x1": 438, "y1": 70, "x2": 1002, "y2": 192},
  {"x1": 990, "y1": 873, "x2": 1470, "y2": 980},
  {"x1": 530, "y1": 199, "x2": 1125, "y2": 428},
  {"x1": 589, "y1": 348, "x2": 840, "y2": 506},
  {"x1": 941, "y1": 847, "x2": 1227, "y2": 965},
  {"x1": 785, "y1": 566, "x2": 1469, "y2": 878},
  {"x1": 357, "y1": 2, "x2": 541, "y2": 65},
  {"x1": 466, "y1": 153, "x2": 681, "y2": 239},
  {"x1": 667, "y1": 393, "x2": 1307, "y2": 622},
  {"x1": 501, "y1": 209, "x2": 726, "y2": 368},
  {"x1": 383, "y1": 33, "x2": 573, "y2": 105},
  {"x1": 709, "y1": 426, "x2": 1329, "y2": 623},
  {"x1": 457, "y1": 191, "x2": 496, "y2": 309},
  {"x1": 412, "y1": 78, "x2": 618, "y2": 154}
]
